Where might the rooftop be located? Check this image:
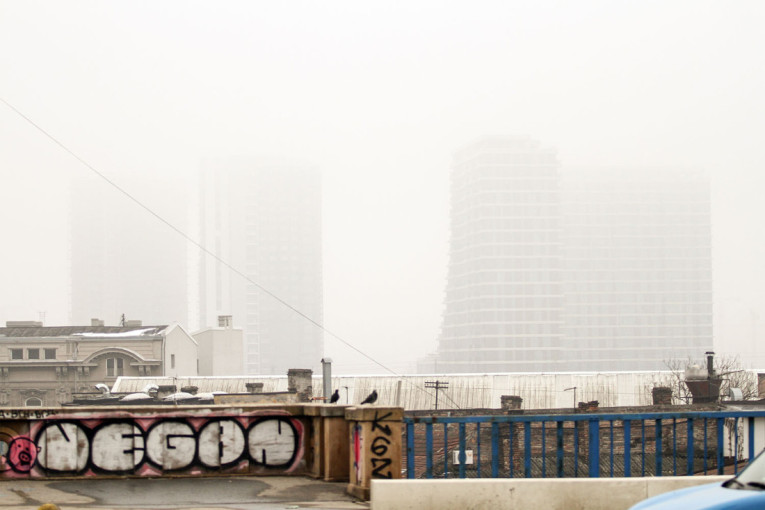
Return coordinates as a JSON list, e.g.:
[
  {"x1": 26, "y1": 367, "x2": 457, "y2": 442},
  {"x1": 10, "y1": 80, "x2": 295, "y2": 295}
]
[{"x1": 0, "y1": 325, "x2": 168, "y2": 338}]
